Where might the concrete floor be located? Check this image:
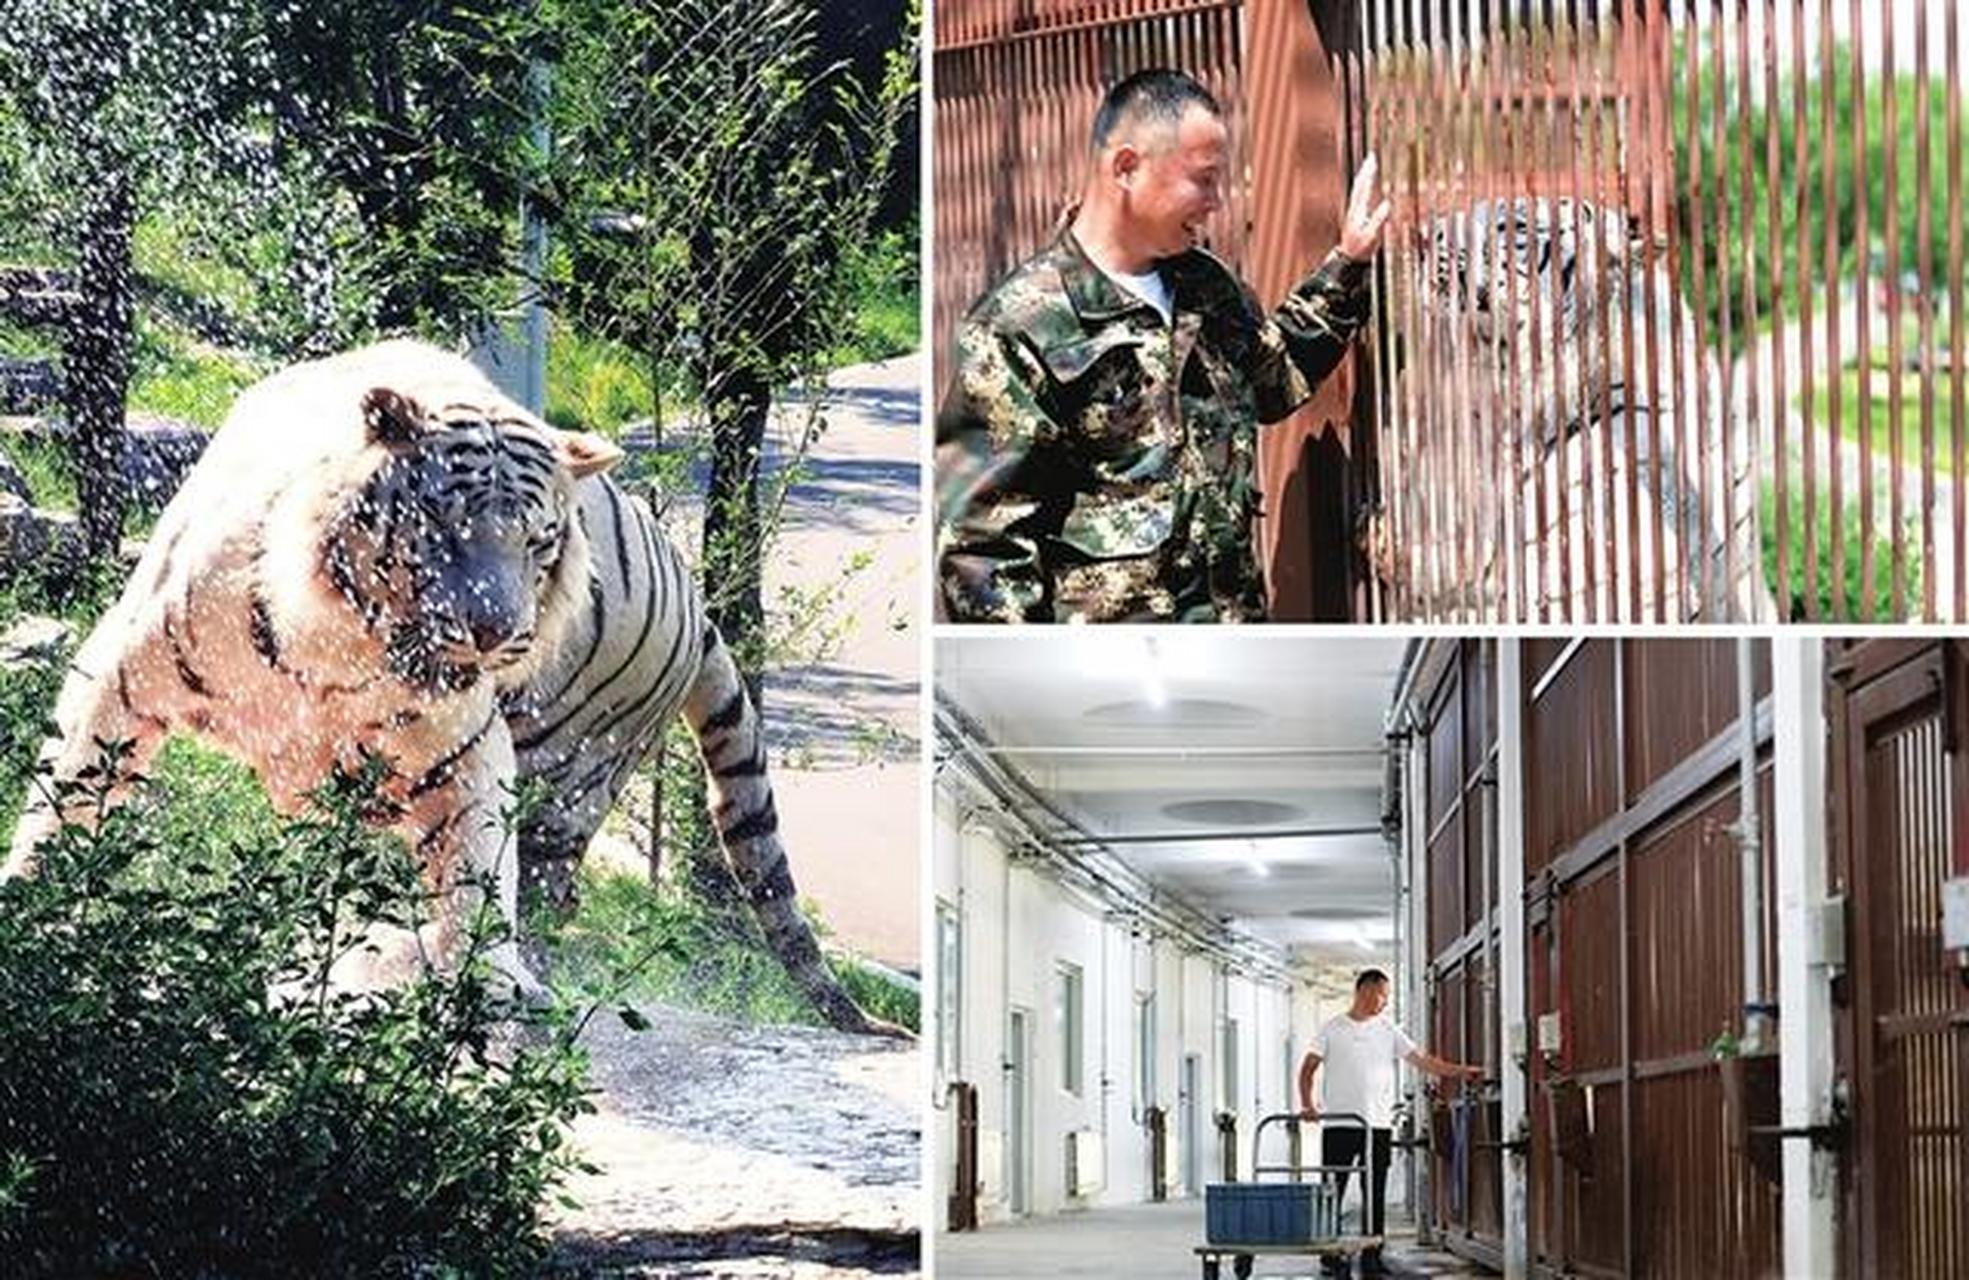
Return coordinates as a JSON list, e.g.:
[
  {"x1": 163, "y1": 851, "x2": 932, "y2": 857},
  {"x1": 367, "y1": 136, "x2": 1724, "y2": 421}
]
[{"x1": 934, "y1": 1201, "x2": 1493, "y2": 1278}]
